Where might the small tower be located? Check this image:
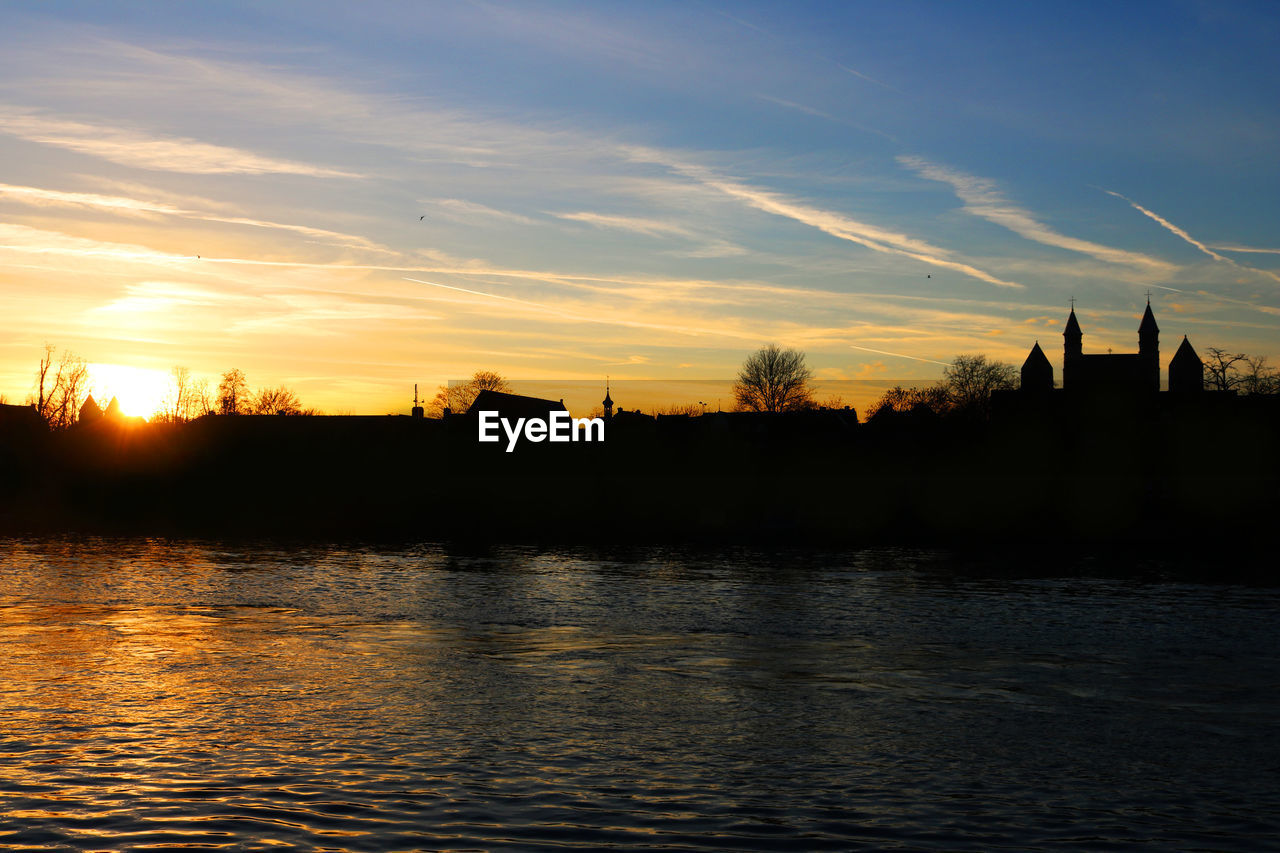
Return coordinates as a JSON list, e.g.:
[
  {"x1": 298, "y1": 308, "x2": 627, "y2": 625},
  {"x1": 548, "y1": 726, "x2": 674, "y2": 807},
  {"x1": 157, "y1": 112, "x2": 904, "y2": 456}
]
[
  {"x1": 411, "y1": 383, "x2": 424, "y2": 419},
  {"x1": 1063, "y1": 305, "x2": 1083, "y2": 389},
  {"x1": 1020, "y1": 341, "x2": 1054, "y2": 392},
  {"x1": 602, "y1": 380, "x2": 613, "y2": 422},
  {"x1": 79, "y1": 394, "x2": 102, "y2": 424},
  {"x1": 1139, "y1": 297, "x2": 1160, "y2": 392},
  {"x1": 1168, "y1": 335, "x2": 1203, "y2": 393}
]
